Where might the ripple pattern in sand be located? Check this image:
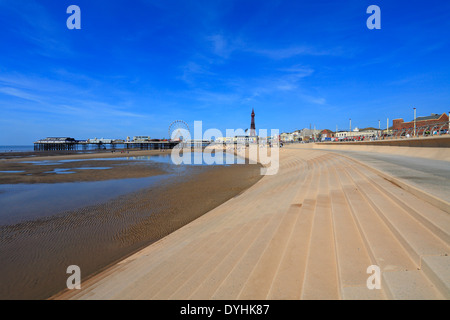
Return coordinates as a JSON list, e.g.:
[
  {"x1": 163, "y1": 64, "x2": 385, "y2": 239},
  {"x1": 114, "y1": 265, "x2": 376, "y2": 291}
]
[{"x1": 0, "y1": 164, "x2": 262, "y2": 300}]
